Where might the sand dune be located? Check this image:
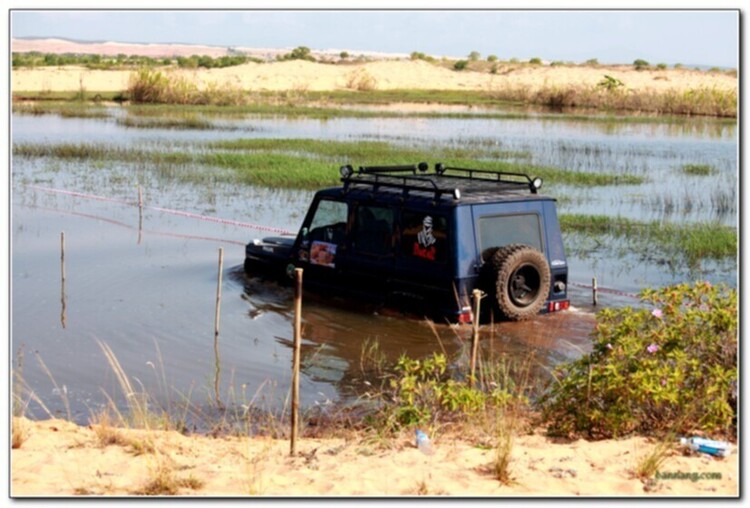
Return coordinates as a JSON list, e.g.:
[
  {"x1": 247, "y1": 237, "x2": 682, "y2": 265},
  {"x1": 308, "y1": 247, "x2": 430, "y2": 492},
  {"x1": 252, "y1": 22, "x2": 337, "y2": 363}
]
[{"x1": 11, "y1": 58, "x2": 736, "y2": 95}]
